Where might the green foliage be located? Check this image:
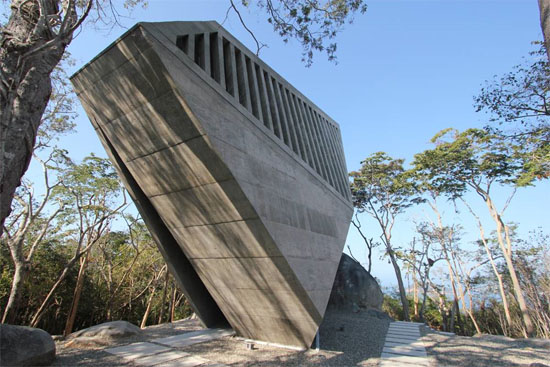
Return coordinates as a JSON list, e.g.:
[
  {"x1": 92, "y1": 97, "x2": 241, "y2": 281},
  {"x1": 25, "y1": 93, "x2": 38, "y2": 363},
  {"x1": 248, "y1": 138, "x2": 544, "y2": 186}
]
[
  {"x1": 421, "y1": 297, "x2": 443, "y2": 330},
  {"x1": 474, "y1": 43, "x2": 550, "y2": 183},
  {"x1": 382, "y1": 294, "x2": 403, "y2": 321},
  {"x1": 350, "y1": 152, "x2": 421, "y2": 217},
  {"x1": 52, "y1": 154, "x2": 123, "y2": 238},
  {"x1": 475, "y1": 43, "x2": 550, "y2": 126},
  {"x1": 0, "y1": 217, "x2": 192, "y2": 334},
  {"x1": 0, "y1": 238, "x2": 76, "y2": 333},
  {"x1": 247, "y1": 0, "x2": 367, "y2": 65},
  {"x1": 412, "y1": 128, "x2": 535, "y2": 199}
]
